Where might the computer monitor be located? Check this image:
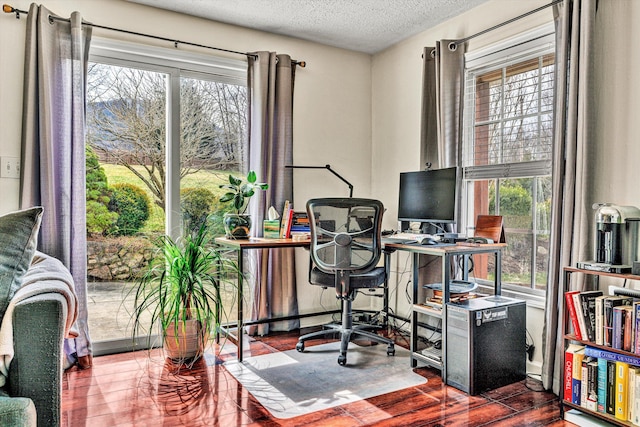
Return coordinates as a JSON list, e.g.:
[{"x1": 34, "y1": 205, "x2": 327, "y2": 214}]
[{"x1": 398, "y1": 167, "x2": 458, "y2": 225}]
